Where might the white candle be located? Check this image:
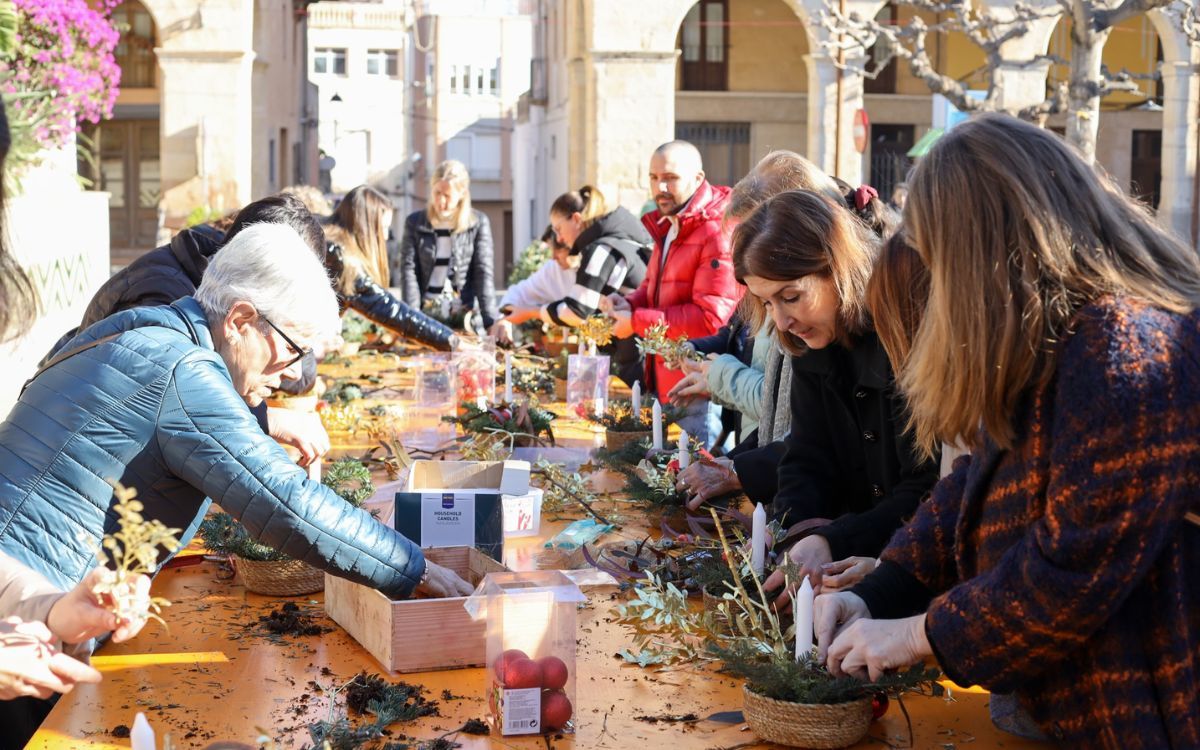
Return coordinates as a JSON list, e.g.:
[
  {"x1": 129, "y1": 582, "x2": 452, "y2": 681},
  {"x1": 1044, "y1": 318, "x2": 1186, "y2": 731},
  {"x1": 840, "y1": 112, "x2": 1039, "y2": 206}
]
[
  {"x1": 677, "y1": 429, "x2": 690, "y2": 469},
  {"x1": 751, "y1": 502, "x2": 767, "y2": 577},
  {"x1": 794, "y1": 575, "x2": 814, "y2": 662},
  {"x1": 499, "y1": 320, "x2": 514, "y2": 341},
  {"x1": 504, "y1": 352, "x2": 513, "y2": 402},
  {"x1": 587, "y1": 340, "x2": 597, "y2": 356},
  {"x1": 476, "y1": 395, "x2": 487, "y2": 410},
  {"x1": 577, "y1": 337, "x2": 585, "y2": 355},
  {"x1": 131, "y1": 713, "x2": 156, "y2": 750},
  {"x1": 632, "y1": 381, "x2": 642, "y2": 417},
  {"x1": 307, "y1": 457, "x2": 322, "y2": 483},
  {"x1": 652, "y1": 399, "x2": 663, "y2": 450}
]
